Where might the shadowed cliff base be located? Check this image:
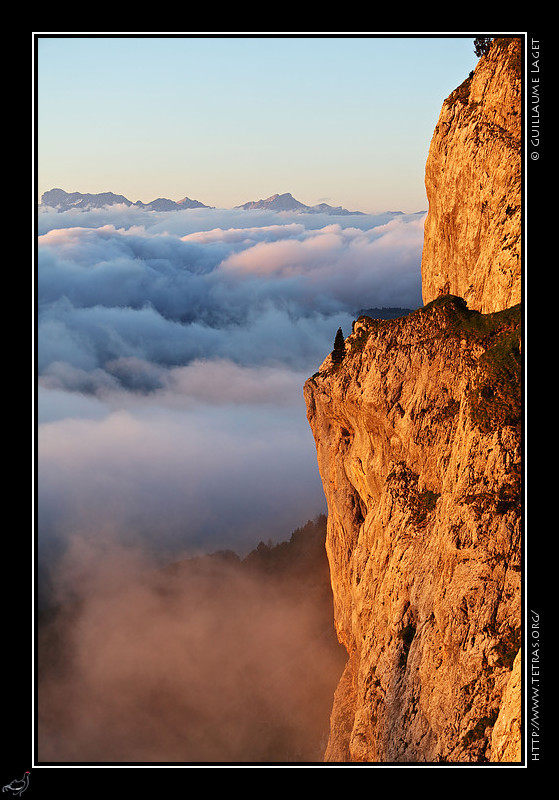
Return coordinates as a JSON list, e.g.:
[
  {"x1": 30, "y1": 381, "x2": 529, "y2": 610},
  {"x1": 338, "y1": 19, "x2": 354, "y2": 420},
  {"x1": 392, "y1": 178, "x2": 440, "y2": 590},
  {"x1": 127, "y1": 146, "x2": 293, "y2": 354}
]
[{"x1": 37, "y1": 515, "x2": 347, "y2": 764}]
